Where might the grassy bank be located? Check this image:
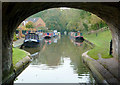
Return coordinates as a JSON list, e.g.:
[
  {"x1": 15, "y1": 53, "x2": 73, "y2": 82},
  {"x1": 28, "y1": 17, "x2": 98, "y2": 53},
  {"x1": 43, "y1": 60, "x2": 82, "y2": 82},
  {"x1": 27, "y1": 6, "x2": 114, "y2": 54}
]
[
  {"x1": 84, "y1": 30, "x2": 113, "y2": 60},
  {"x1": 12, "y1": 48, "x2": 27, "y2": 67}
]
